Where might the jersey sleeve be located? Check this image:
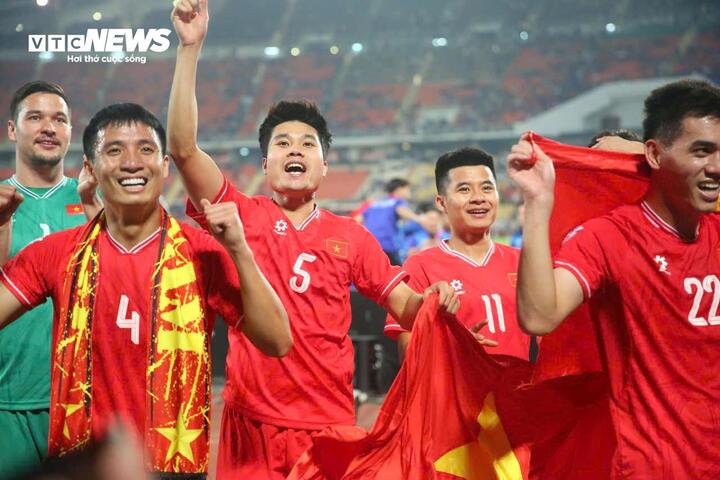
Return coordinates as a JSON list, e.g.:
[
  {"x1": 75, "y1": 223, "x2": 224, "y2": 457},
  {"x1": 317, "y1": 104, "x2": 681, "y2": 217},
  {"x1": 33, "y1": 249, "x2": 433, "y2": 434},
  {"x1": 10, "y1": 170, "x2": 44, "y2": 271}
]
[
  {"x1": 553, "y1": 218, "x2": 613, "y2": 300},
  {"x1": 384, "y1": 254, "x2": 430, "y2": 340},
  {"x1": 0, "y1": 235, "x2": 60, "y2": 309},
  {"x1": 194, "y1": 232, "x2": 245, "y2": 329},
  {"x1": 186, "y1": 177, "x2": 254, "y2": 231},
  {"x1": 351, "y1": 224, "x2": 408, "y2": 305}
]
